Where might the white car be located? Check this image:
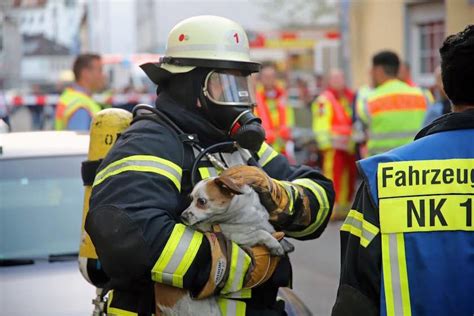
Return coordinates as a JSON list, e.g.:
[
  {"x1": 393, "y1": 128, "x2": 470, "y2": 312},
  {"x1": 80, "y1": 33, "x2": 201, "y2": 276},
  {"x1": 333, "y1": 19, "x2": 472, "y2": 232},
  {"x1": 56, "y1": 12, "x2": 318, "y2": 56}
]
[{"x1": 0, "y1": 131, "x2": 96, "y2": 316}]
